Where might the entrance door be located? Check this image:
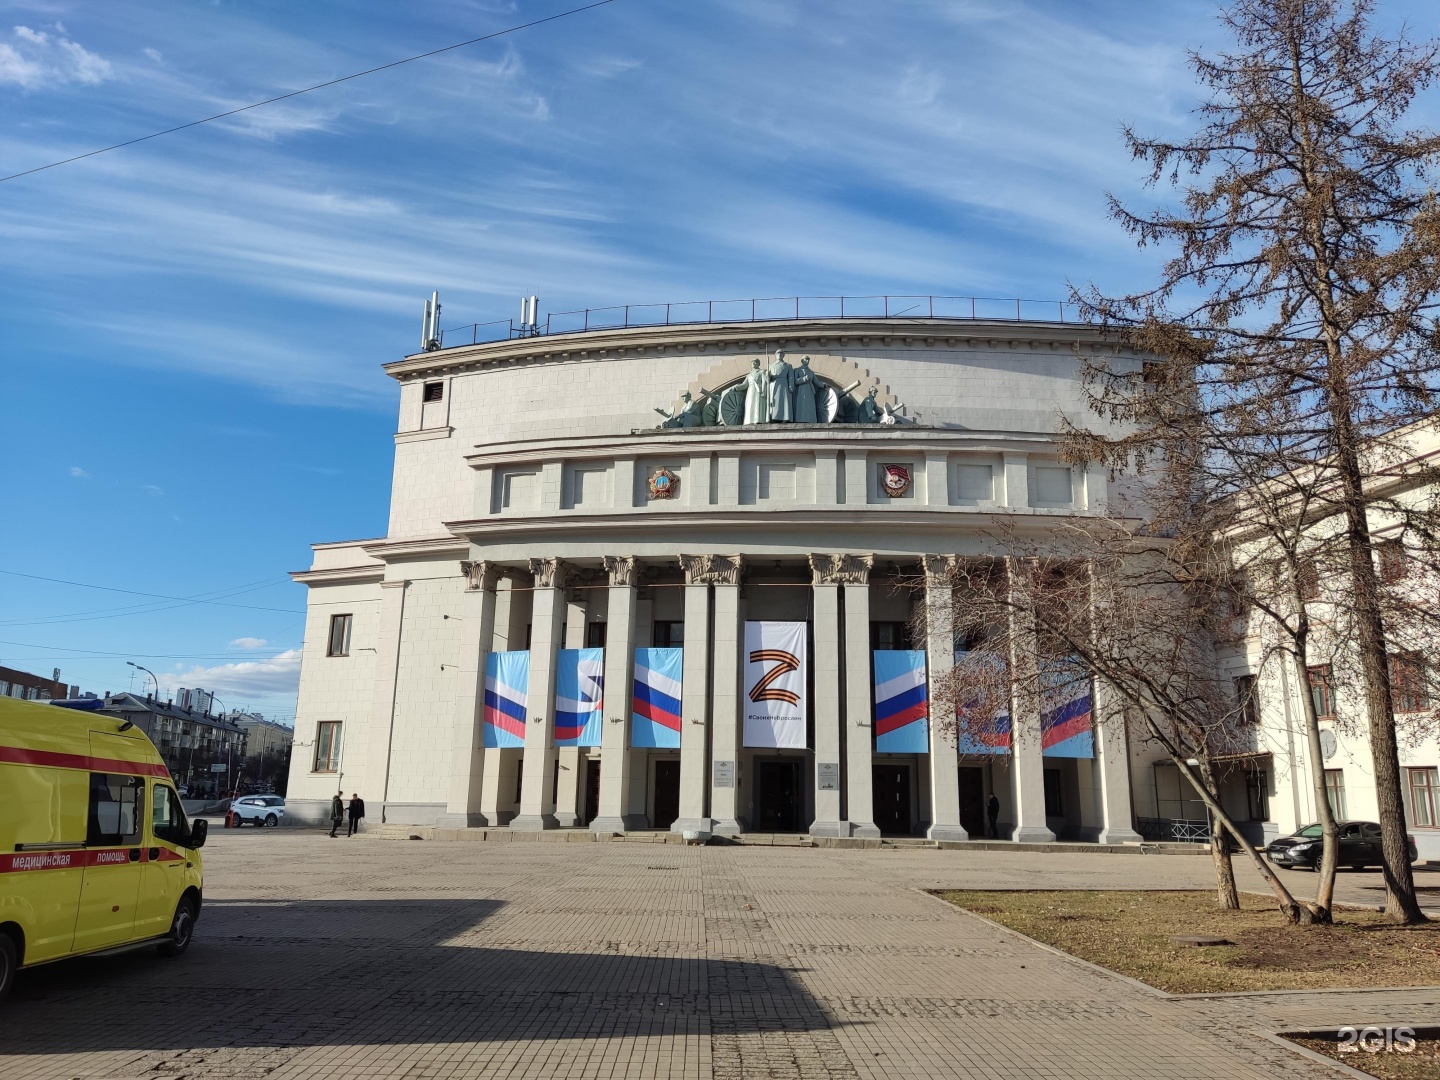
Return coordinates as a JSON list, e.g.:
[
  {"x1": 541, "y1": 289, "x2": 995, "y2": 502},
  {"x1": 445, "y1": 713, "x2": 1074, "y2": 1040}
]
[
  {"x1": 653, "y1": 759, "x2": 680, "y2": 829},
  {"x1": 872, "y1": 764, "x2": 911, "y2": 835},
  {"x1": 958, "y1": 766, "x2": 986, "y2": 839},
  {"x1": 757, "y1": 760, "x2": 802, "y2": 832},
  {"x1": 583, "y1": 759, "x2": 602, "y2": 826}
]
